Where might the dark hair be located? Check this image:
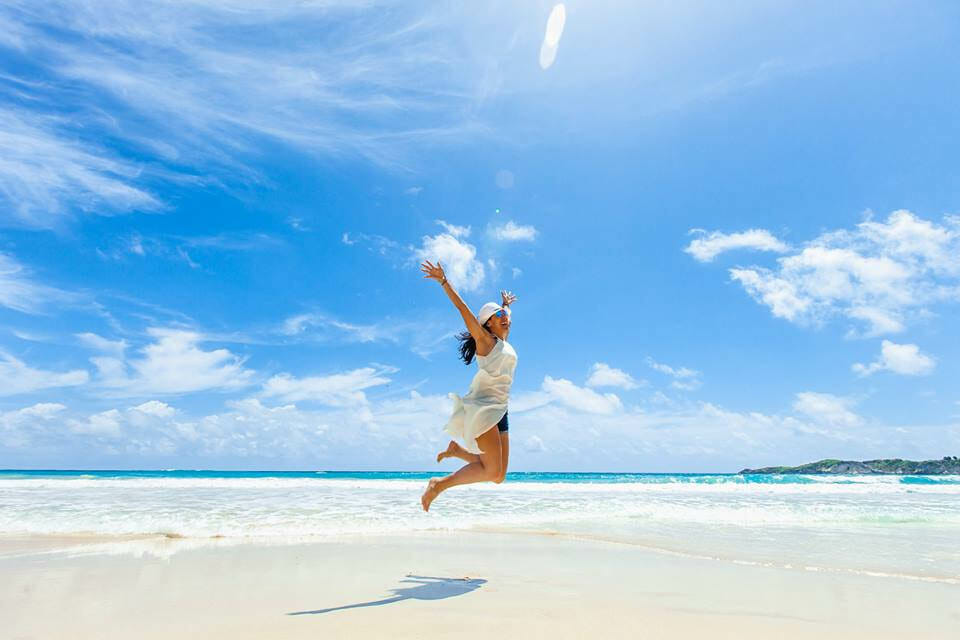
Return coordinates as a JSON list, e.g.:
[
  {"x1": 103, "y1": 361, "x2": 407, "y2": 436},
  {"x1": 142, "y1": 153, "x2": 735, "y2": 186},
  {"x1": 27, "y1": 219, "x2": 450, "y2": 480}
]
[{"x1": 456, "y1": 322, "x2": 492, "y2": 365}]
